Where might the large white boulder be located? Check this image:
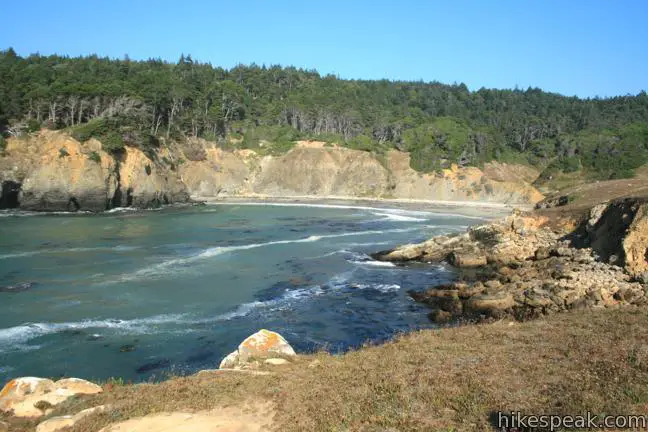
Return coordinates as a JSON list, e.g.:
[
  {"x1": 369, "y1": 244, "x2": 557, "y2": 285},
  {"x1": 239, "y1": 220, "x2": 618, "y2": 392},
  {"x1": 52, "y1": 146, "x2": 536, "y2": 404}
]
[
  {"x1": 0, "y1": 377, "x2": 102, "y2": 417},
  {"x1": 219, "y1": 329, "x2": 296, "y2": 370}
]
